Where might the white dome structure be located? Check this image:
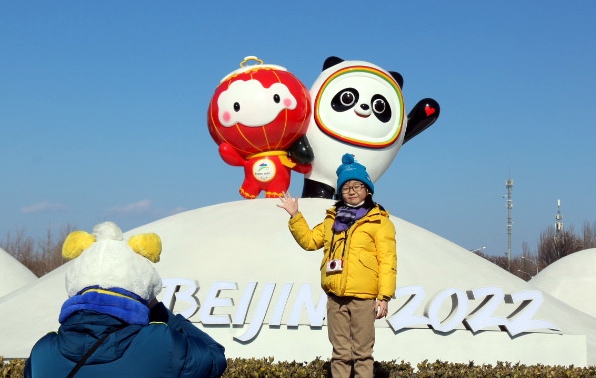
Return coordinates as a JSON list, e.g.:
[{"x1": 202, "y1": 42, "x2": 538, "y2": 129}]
[
  {"x1": 0, "y1": 200, "x2": 594, "y2": 366},
  {"x1": 0, "y1": 247, "x2": 36, "y2": 299},
  {"x1": 531, "y1": 248, "x2": 596, "y2": 319}
]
